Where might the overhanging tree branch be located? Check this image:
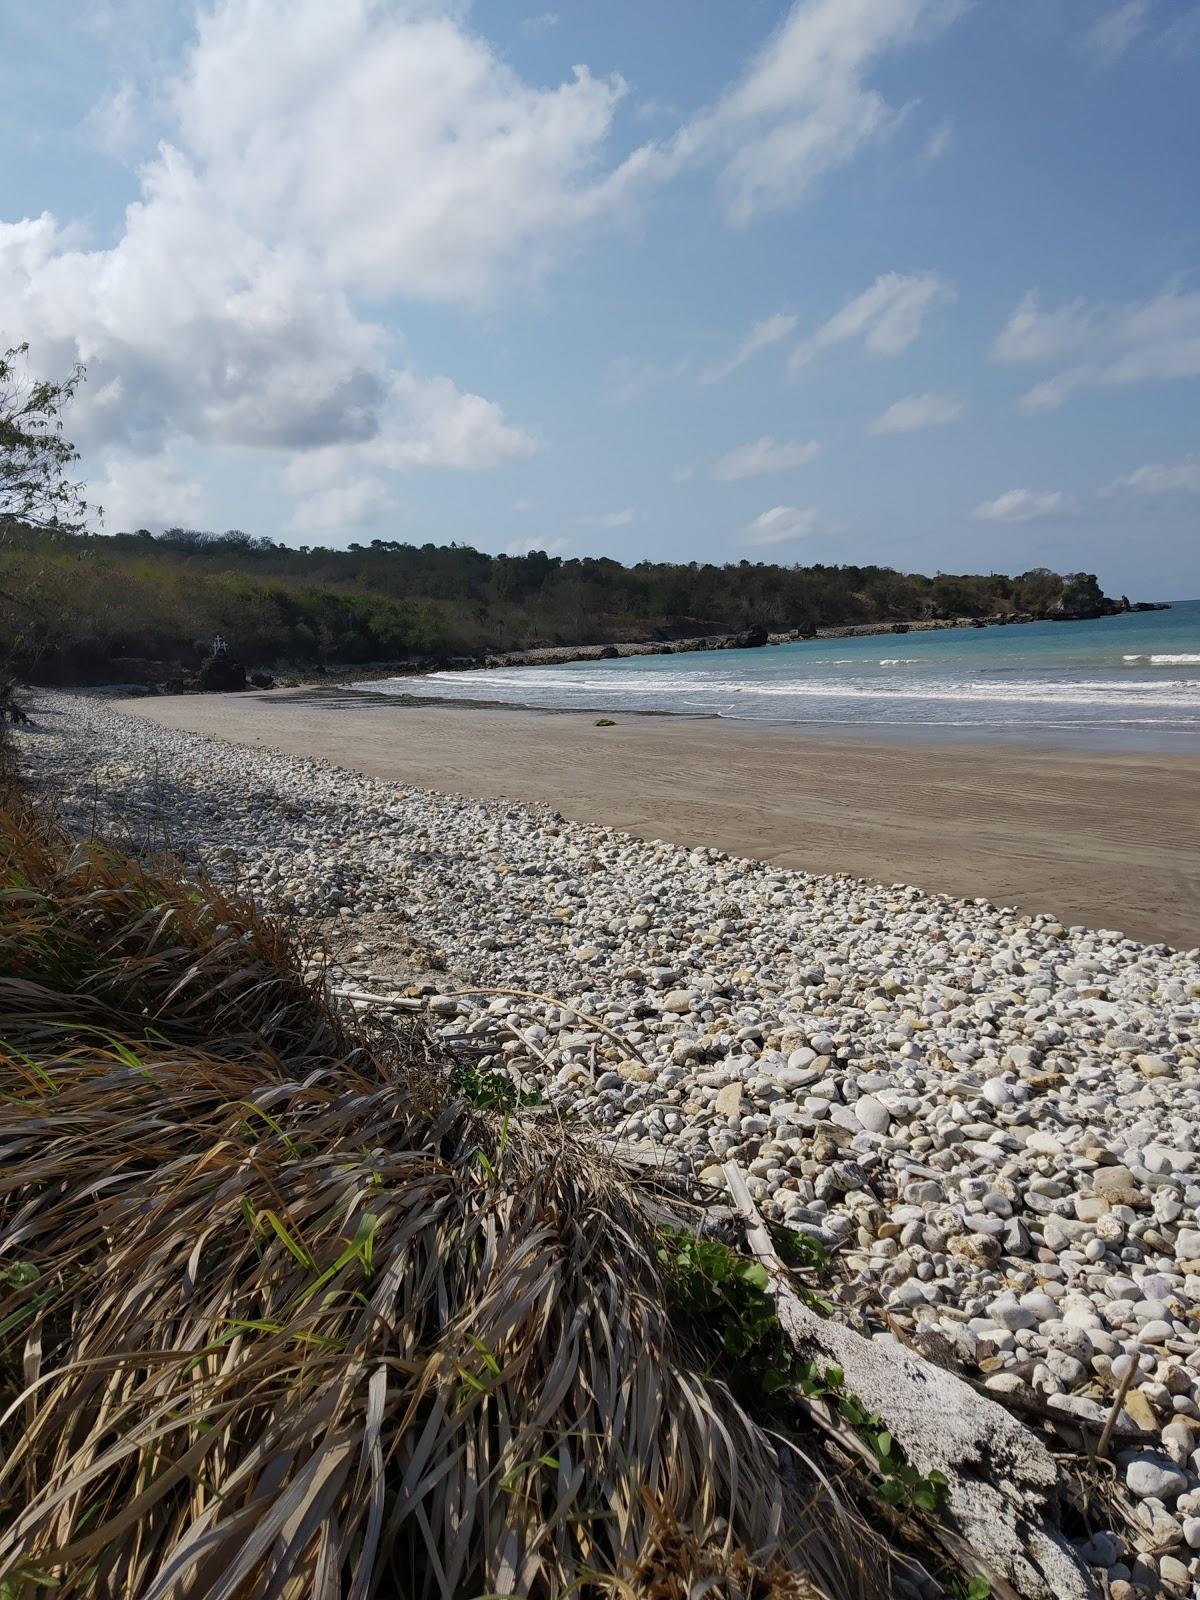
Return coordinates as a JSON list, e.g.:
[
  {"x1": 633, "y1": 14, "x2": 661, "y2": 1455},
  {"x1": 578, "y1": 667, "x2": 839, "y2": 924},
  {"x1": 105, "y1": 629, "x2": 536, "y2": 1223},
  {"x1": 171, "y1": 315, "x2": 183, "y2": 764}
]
[{"x1": 0, "y1": 343, "x2": 91, "y2": 536}]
